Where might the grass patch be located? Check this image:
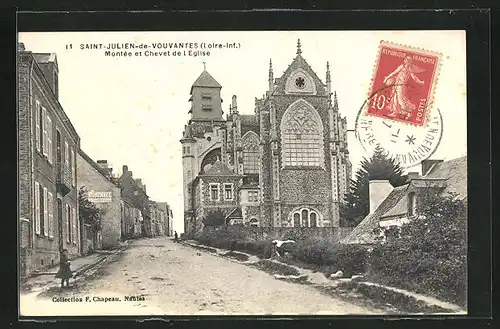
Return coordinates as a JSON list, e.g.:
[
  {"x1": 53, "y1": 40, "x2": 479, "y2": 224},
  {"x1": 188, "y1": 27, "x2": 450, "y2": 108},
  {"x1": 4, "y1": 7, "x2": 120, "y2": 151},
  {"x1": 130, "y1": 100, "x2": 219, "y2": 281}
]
[
  {"x1": 339, "y1": 281, "x2": 450, "y2": 314},
  {"x1": 253, "y1": 259, "x2": 301, "y2": 276},
  {"x1": 221, "y1": 251, "x2": 249, "y2": 262}
]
